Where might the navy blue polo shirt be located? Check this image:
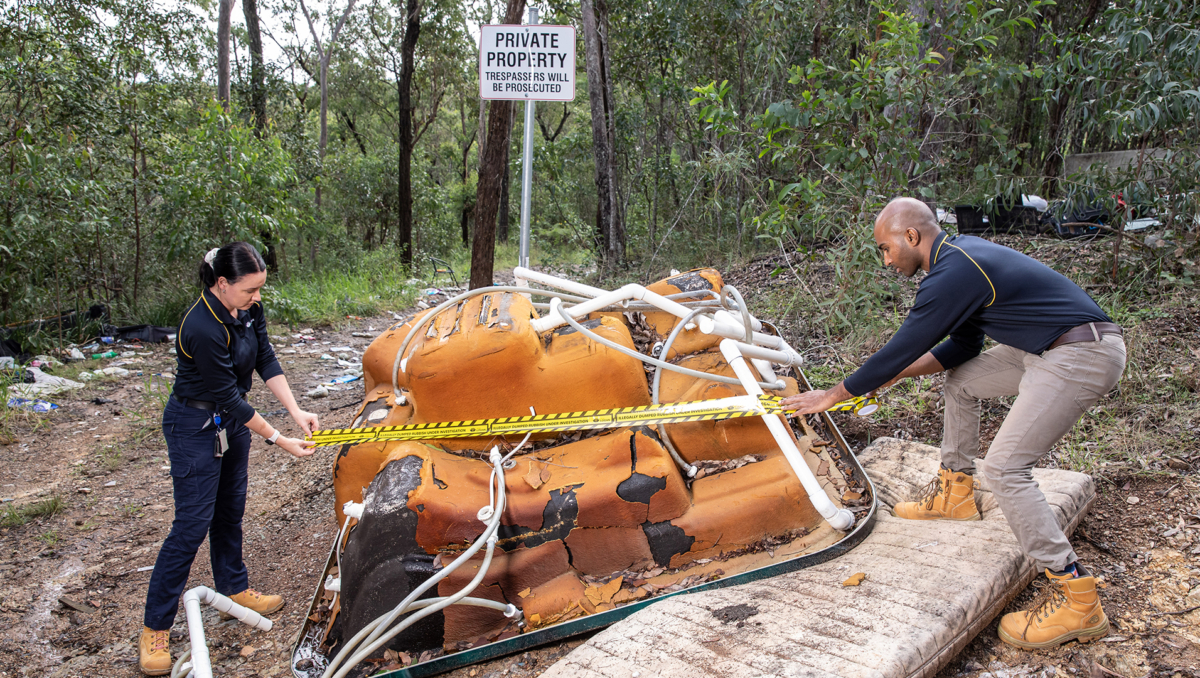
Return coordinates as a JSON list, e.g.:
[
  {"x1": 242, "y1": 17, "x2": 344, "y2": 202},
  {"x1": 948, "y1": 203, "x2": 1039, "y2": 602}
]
[
  {"x1": 172, "y1": 288, "x2": 284, "y2": 427},
  {"x1": 843, "y1": 232, "x2": 1112, "y2": 396}
]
